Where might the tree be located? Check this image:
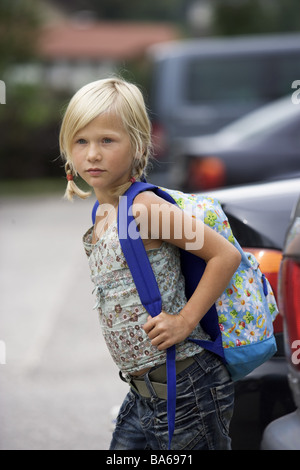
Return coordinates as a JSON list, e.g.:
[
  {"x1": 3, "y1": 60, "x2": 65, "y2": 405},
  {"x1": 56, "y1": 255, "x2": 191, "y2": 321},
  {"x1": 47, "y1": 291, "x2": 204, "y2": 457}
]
[
  {"x1": 0, "y1": 1, "x2": 64, "y2": 180},
  {"x1": 49, "y1": 0, "x2": 184, "y2": 22},
  {"x1": 0, "y1": 0, "x2": 41, "y2": 75},
  {"x1": 212, "y1": 0, "x2": 300, "y2": 36}
]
